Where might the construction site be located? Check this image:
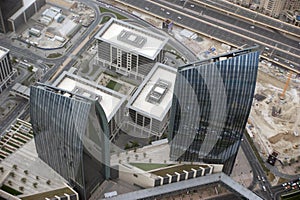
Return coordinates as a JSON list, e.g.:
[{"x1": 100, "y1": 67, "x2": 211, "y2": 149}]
[{"x1": 248, "y1": 62, "x2": 300, "y2": 174}]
